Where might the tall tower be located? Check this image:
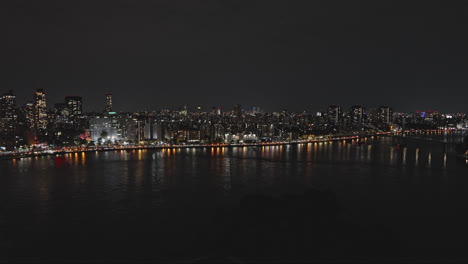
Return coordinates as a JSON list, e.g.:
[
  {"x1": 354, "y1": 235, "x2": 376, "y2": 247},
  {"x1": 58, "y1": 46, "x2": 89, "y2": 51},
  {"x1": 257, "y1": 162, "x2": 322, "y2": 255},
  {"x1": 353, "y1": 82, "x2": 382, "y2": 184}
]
[
  {"x1": 0, "y1": 90, "x2": 18, "y2": 146},
  {"x1": 349, "y1": 105, "x2": 366, "y2": 131},
  {"x1": 34, "y1": 88, "x2": 48, "y2": 130},
  {"x1": 378, "y1": 106, "x2": 393, "y2": 124},
  {"x1": 0, "y1": 90, "x2": 16, "y2": 120},
  {"x1": 65, "y1": 96, "x2": 83, "y2": 116},
  {"x1": 327, "y1": 105, "x2": 342, "y2": 124},
  {"x1": 23, "y1": 102, "x2": 35, "y2": 130},
  {"x1": 105, "y1": 93, "x2": 113, "y2": 113}
]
